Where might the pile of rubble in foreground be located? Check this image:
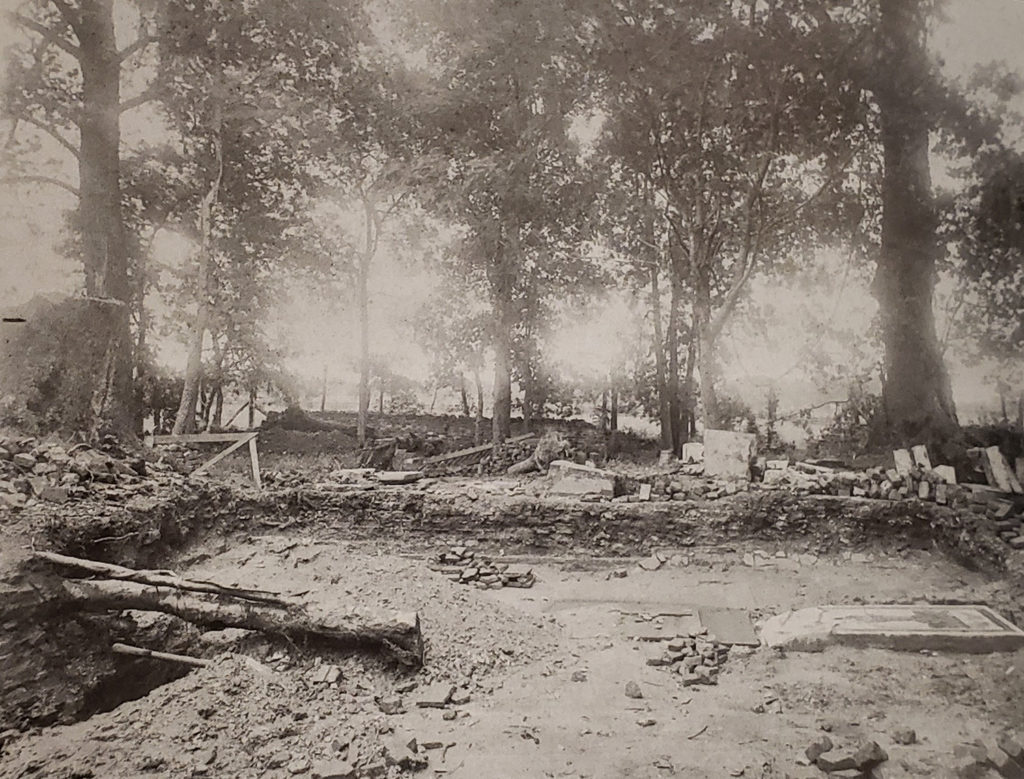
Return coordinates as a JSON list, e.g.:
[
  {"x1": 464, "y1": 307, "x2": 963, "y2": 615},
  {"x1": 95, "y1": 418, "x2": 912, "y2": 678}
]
[
  {"x1": 0, "y1": 436, "x2": 180, "y2": 510},
  {"x1": 429, "y1": 546, "x2": 535, "y2": 588}
]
